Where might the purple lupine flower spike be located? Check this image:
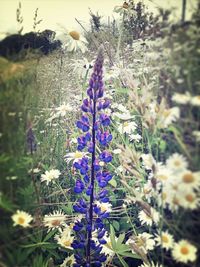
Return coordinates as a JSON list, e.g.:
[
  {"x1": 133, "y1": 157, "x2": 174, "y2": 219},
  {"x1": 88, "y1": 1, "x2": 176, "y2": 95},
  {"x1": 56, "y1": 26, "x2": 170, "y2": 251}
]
[{"x1": 71, "y1": 47, "x2": 112, "y2": 267}]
